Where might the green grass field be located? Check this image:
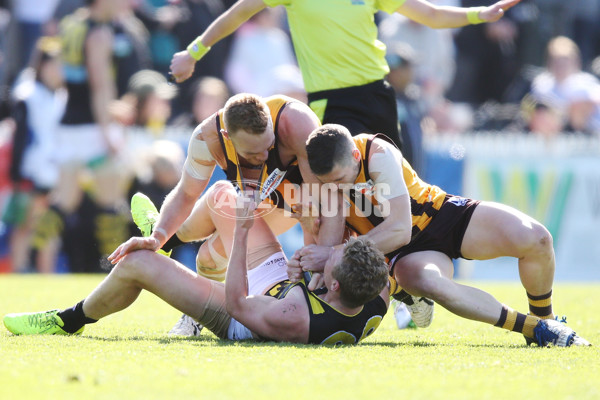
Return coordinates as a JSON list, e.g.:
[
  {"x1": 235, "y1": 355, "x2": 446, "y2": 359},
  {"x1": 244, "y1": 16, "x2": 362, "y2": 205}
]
[{"x1": 1, "y1": 275, "x2": 598, "y2": 400}]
